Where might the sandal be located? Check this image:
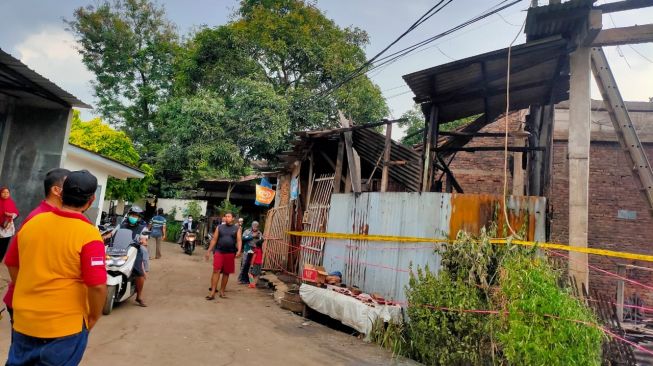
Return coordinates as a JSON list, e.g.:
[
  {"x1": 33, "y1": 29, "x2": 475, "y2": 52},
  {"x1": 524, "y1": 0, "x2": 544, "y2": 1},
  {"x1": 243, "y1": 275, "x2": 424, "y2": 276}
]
[
  {"x1": 219, "y1": 292, "x2": 227, "y2": 298},
  {"x1": 205, "y1": 295, "x2": 215, "y2": 301},
  {"x1": 135, "y1": 298, "x2": 148, "y2": 307}
]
